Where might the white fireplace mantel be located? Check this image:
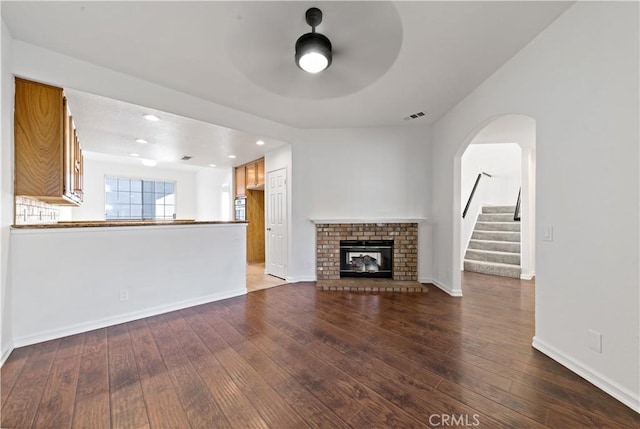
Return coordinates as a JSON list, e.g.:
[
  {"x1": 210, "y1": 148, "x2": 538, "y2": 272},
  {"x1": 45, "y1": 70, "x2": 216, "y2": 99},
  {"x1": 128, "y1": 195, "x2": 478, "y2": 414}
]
[{"x1": 309, "y1": 217, "x2": 428, "y2": 224}]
